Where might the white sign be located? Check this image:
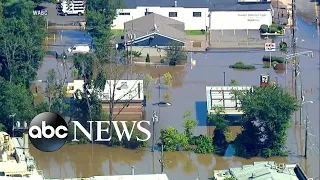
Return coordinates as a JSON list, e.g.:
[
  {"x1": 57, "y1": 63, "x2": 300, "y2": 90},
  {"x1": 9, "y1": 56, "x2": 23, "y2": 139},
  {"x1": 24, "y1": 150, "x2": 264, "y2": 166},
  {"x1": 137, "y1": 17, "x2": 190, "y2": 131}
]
[{"x1": 265, "y1": 43, "x2": 276, "y2": 52}]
